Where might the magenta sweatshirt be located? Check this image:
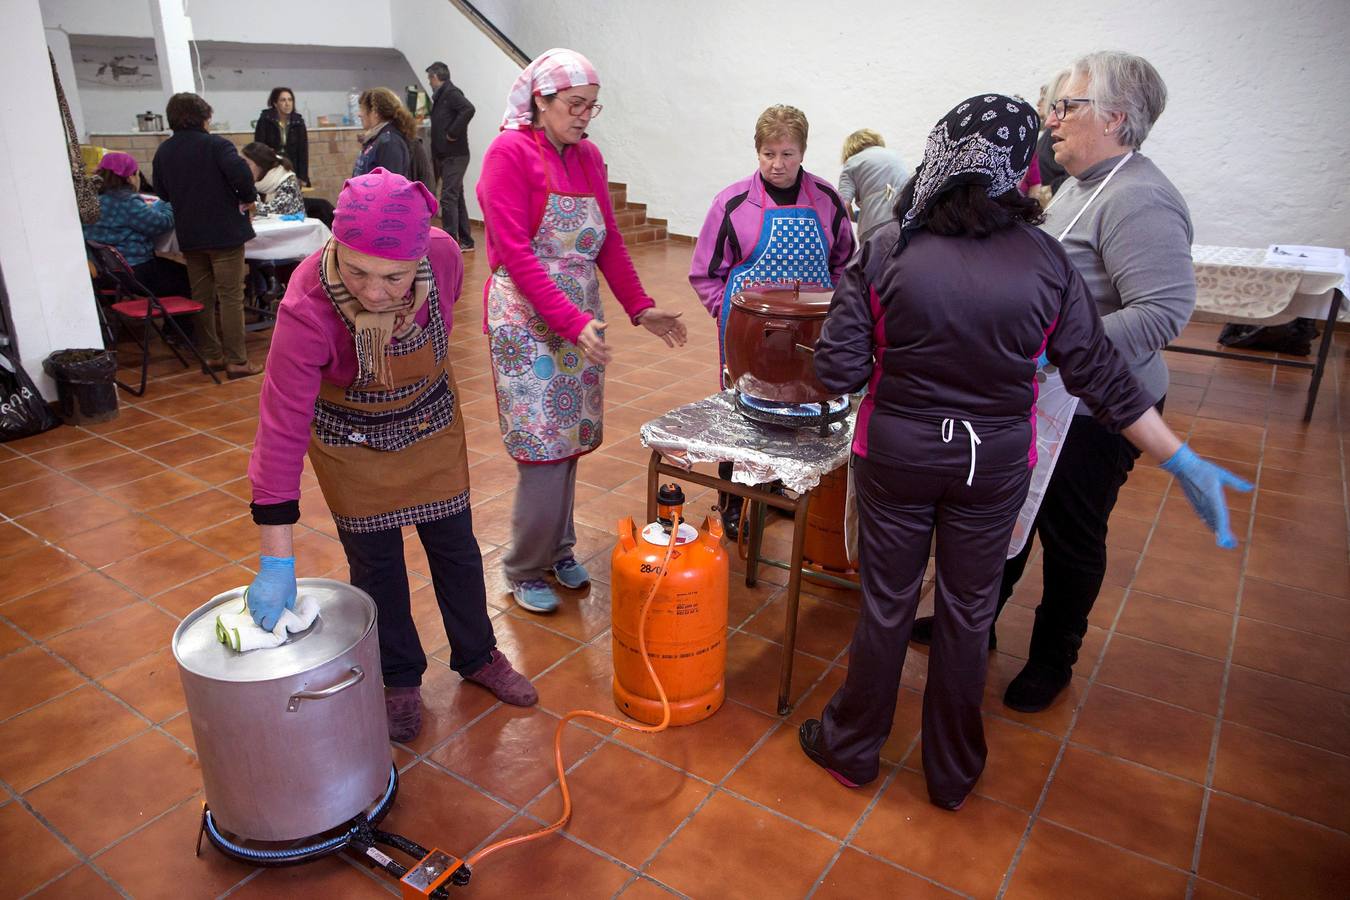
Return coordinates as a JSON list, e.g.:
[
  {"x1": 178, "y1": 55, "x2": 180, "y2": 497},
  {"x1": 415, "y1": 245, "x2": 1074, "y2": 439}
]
[
  {"x1": 248, "y1": 230, "x2": 464, "y2": 510},
  {"x1": 476, "y1": 127, "x2": 655, "y2": 344}
]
